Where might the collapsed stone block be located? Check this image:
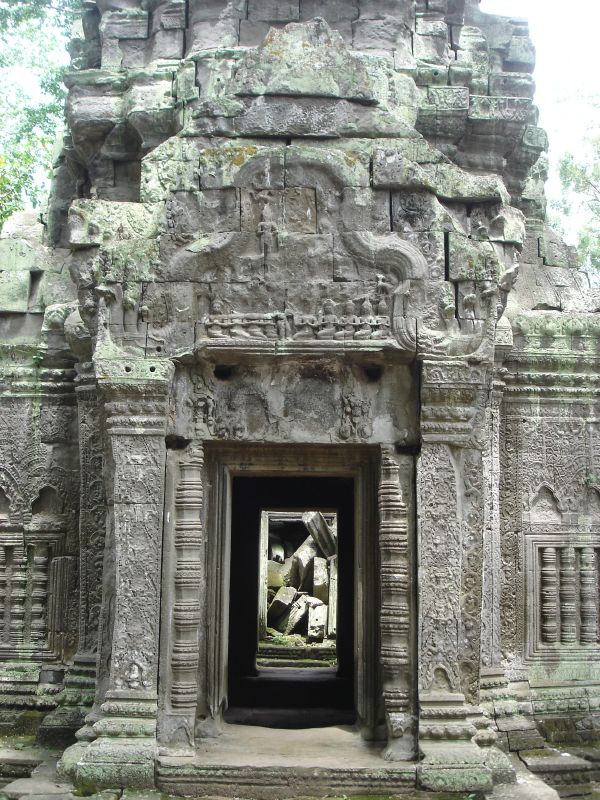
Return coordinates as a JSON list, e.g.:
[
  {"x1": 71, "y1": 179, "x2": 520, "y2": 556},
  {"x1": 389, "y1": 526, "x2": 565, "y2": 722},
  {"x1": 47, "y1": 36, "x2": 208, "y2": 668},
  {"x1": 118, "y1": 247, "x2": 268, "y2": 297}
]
[
  {"x1": 312, "y1": 556, "x2": 329, "y2": 604},
  {"x1": 267, "y1": 585, "x2": 297, "y2": 629},
  {"x1": 288, "y1": 537, "x2": 318, "y2": 591},
  {"x1": 302, "y1": 511, "x2": 337, "y2": 558},
  {"x1": 308, "y1": 604, "x2": 328, "y2": 642}
]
